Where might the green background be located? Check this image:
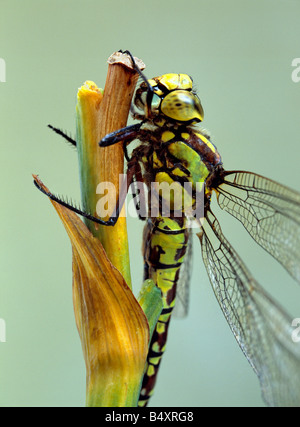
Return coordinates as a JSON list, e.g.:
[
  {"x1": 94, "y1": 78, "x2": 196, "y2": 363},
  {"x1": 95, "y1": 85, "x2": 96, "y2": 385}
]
[{"x1": 1, "y1": 0, "x2": 300, "y2": 407}]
